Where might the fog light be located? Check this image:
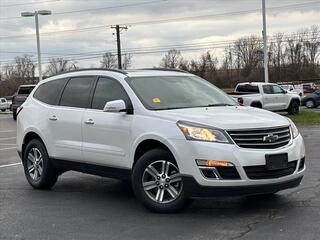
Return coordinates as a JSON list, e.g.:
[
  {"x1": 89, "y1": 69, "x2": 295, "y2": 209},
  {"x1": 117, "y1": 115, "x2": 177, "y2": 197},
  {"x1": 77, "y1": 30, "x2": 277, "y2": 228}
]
[{"x1": 196, "y1": 159, "x2": 233, "y2": 167}]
